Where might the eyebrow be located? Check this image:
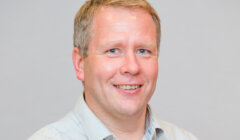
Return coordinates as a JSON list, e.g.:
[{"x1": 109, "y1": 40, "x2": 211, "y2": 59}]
[
  {"x1": 136, "y1": 42, "x2": 156, "y2": 48},
  {"x1": 98, "y1": 40, "x2": 125, "y2": 49},
  {"x1": 136, "y1": 42, "x2": 158, "y2": 53},
  {"x1": 99, "y1": 40, "x2": 156, "y2": 48}
]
